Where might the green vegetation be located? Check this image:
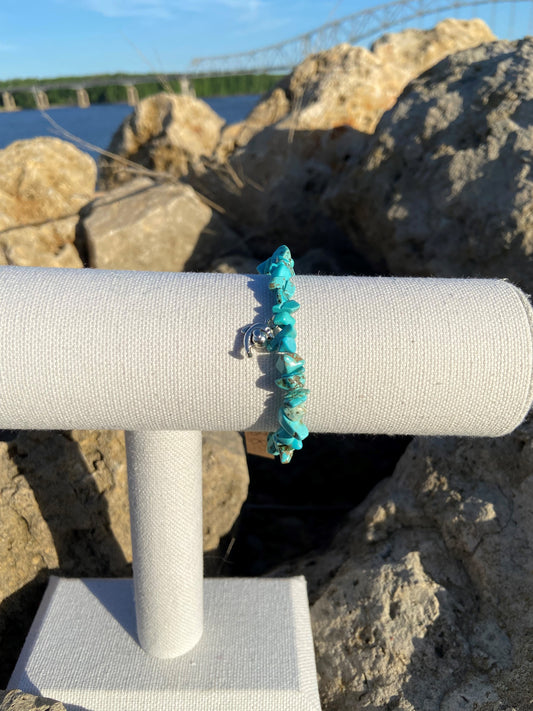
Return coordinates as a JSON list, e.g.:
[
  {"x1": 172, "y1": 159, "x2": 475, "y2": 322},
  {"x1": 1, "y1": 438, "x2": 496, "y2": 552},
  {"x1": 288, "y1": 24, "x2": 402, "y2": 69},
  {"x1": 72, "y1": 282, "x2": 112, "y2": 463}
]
[
  {"x1": 193, "y1": 73, "x2": 281, "y2": 97},
  {"x1": 0, "y1": 72, "x2": 283, "y2": 109}
]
